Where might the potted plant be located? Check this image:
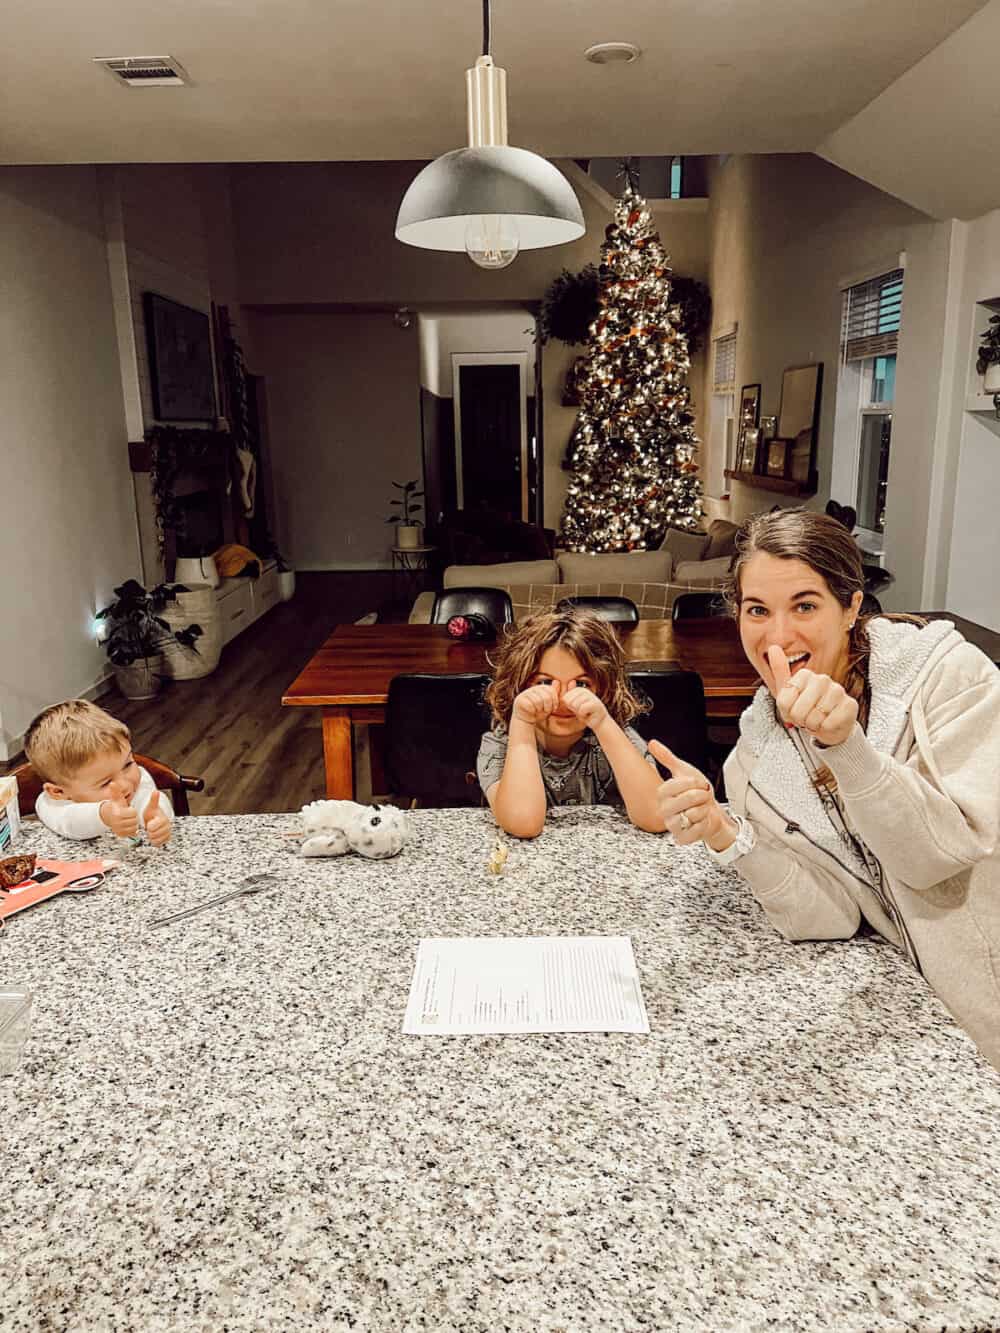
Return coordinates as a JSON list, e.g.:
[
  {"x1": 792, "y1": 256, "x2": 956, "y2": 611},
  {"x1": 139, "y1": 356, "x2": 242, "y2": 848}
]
[
  {"x1": 96, "y1": 580, "x2": 204, "y2": 700},
  {"x1": 976, "y1": 313, "x2": 1000, "y2": 392},
  {"x1": 386, "y1": 480, "x2": 425, "y2": 549},
  {"x1": 276, "y1": 553, "x2": 296, "y2": 603}
]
